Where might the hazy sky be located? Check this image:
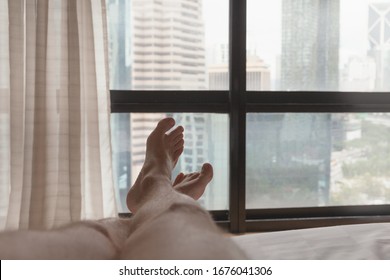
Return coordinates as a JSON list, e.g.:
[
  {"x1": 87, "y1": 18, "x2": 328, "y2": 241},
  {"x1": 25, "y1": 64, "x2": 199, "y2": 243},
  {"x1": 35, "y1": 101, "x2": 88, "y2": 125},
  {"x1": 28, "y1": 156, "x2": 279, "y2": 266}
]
[{"x1": 202, "y1": 0, "x2": 390, "y2": 67}]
